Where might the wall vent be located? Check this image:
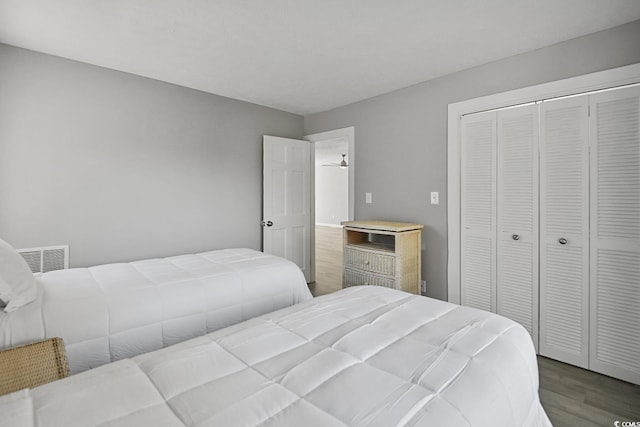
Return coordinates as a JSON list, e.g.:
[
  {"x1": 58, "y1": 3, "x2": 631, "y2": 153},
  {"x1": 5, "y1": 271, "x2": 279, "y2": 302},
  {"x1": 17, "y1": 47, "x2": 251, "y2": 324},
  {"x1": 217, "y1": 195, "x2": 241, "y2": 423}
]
[{"x1": 17, "y1": 245, "x2": 69, "y2": 273}]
